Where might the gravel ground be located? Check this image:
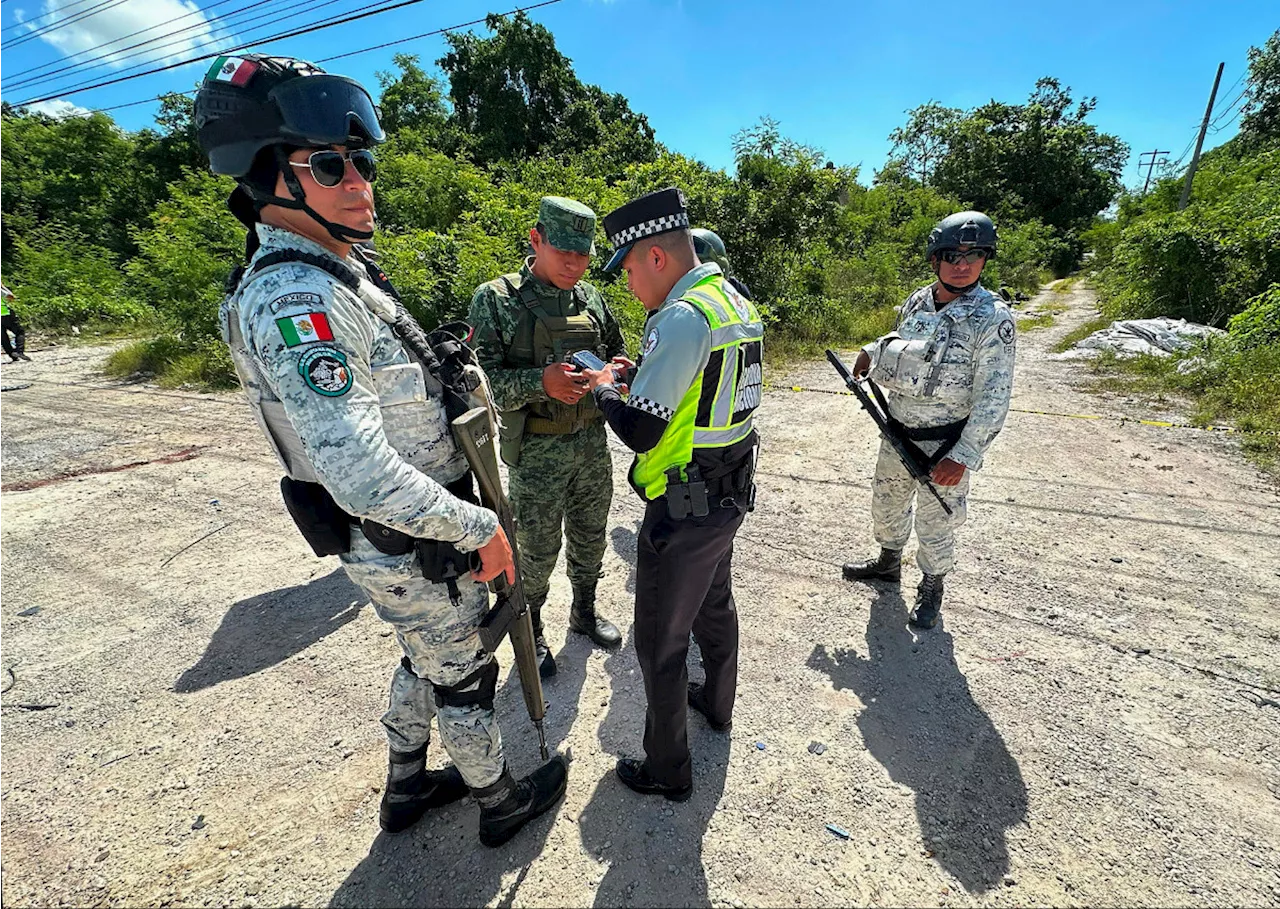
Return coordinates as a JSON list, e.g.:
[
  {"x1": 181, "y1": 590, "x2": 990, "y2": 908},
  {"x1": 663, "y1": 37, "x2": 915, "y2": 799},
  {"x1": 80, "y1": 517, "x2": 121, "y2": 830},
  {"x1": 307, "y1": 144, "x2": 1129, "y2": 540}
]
[{"x1": 1, "y1": 282, "x2": 1278, "y2": 908}]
